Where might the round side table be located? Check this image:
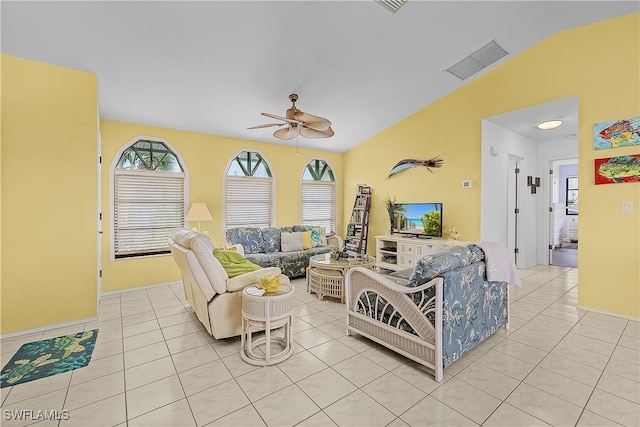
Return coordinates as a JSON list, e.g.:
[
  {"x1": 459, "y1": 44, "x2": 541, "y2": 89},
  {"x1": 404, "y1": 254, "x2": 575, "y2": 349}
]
[
  {"x1": 241, "y1": 282, "x2": 295, "y2": 366},
  {"x1": 307, "y1": 254, "x2": 376, "y2": 303}
]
